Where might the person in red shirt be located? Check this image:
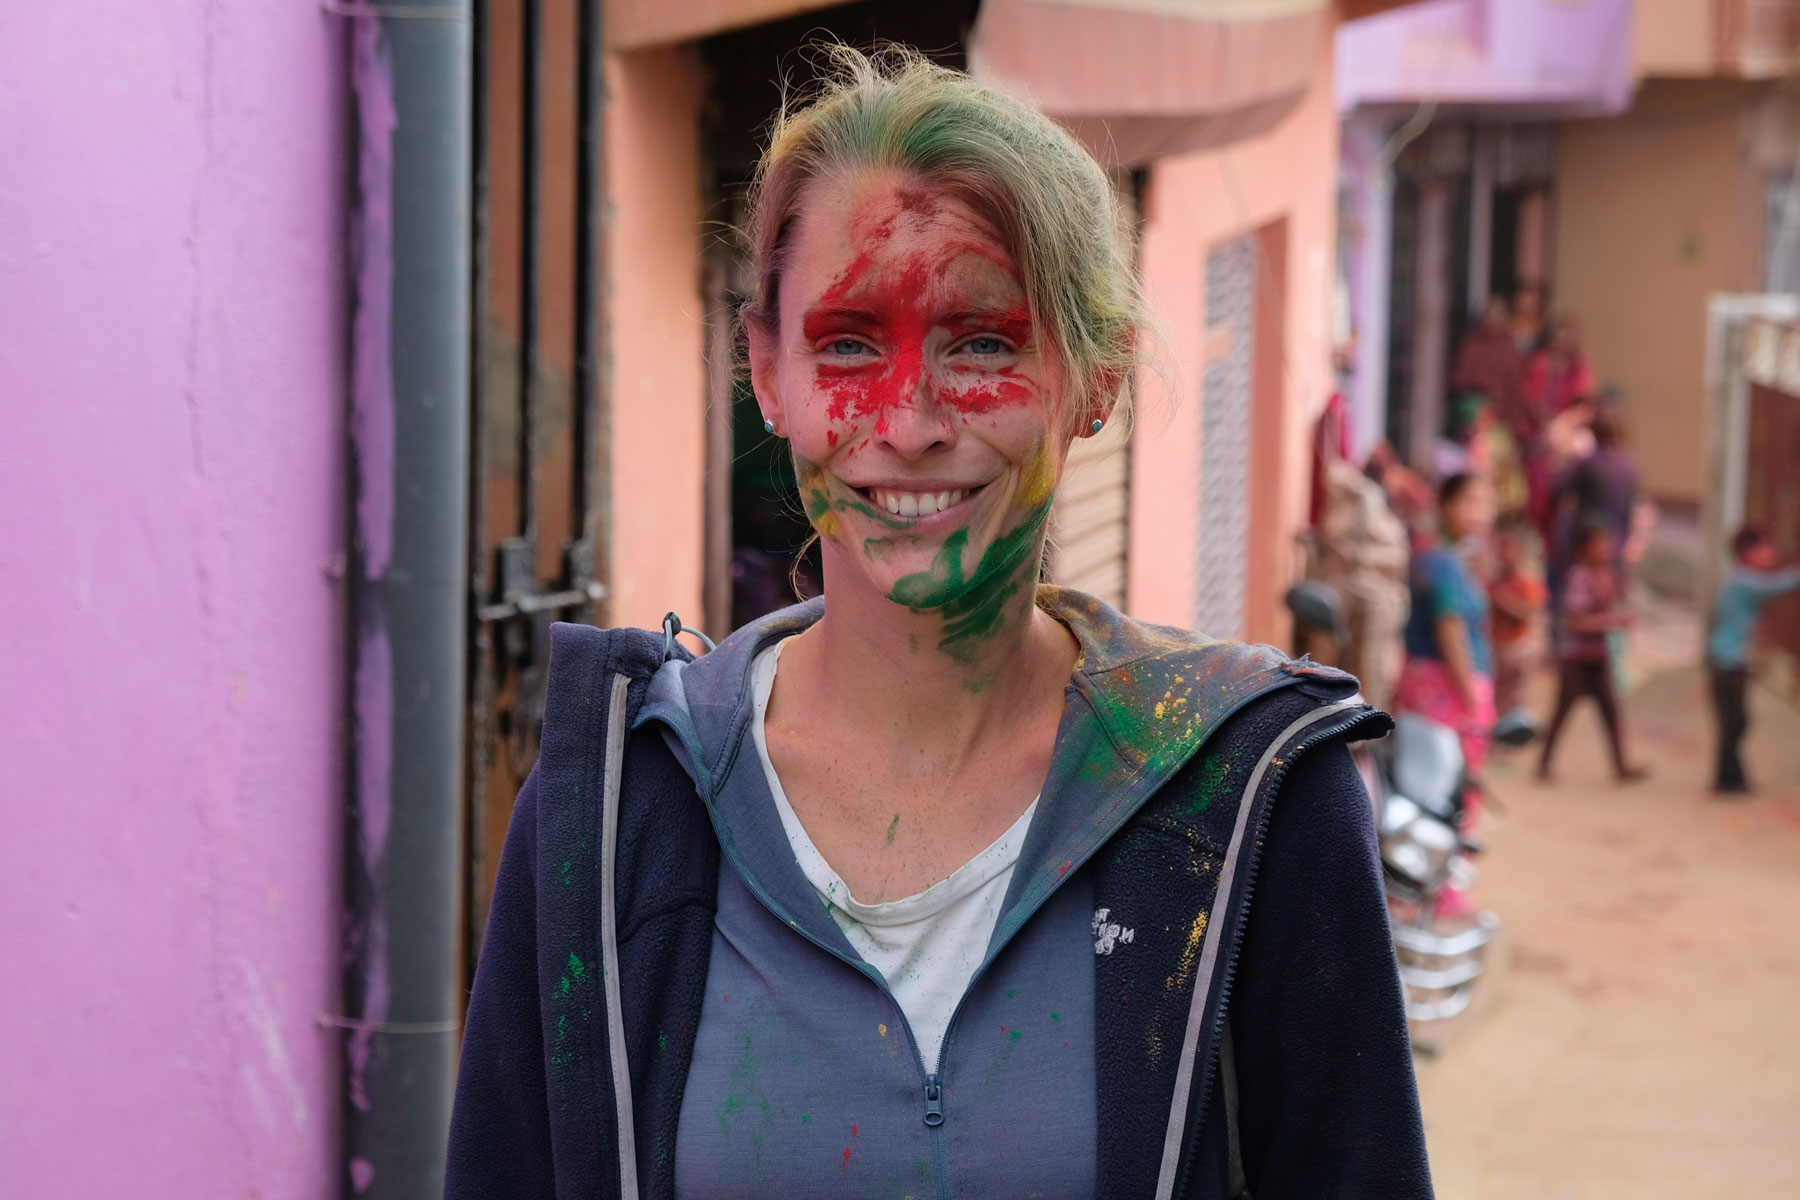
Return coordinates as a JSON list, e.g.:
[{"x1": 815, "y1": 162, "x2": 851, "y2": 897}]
[
  {"x1": 1452, "y1": 295, "x2": 1529, "y2": 442},
  {"x1": 1524, "y1": 315, "x2": 1596, "y2": 423}
]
